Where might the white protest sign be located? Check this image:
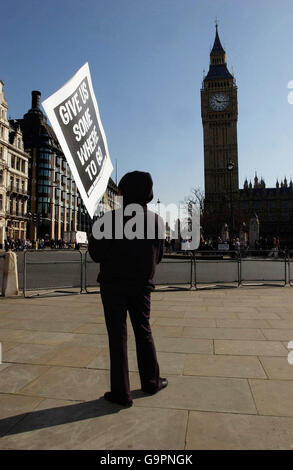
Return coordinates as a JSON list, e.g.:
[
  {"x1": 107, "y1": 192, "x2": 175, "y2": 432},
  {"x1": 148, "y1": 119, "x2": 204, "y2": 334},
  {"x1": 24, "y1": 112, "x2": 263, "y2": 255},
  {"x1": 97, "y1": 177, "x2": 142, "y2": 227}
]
[{"x1": 42, "y1": 62, "x2": 113, "y2": 218}]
